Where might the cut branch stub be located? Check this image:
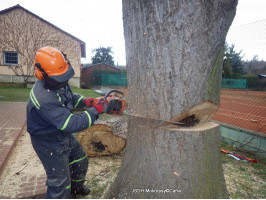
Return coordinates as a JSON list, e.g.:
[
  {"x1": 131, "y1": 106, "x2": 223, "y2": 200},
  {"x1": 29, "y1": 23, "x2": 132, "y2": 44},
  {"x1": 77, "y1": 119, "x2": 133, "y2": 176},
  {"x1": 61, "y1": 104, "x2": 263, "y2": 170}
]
[
  {"x1": 77, "y1": 124, "x2": 126, "y2": 157},
  {"x1": 160, "y1": 101, "x2": 219, "y2": 130}
]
